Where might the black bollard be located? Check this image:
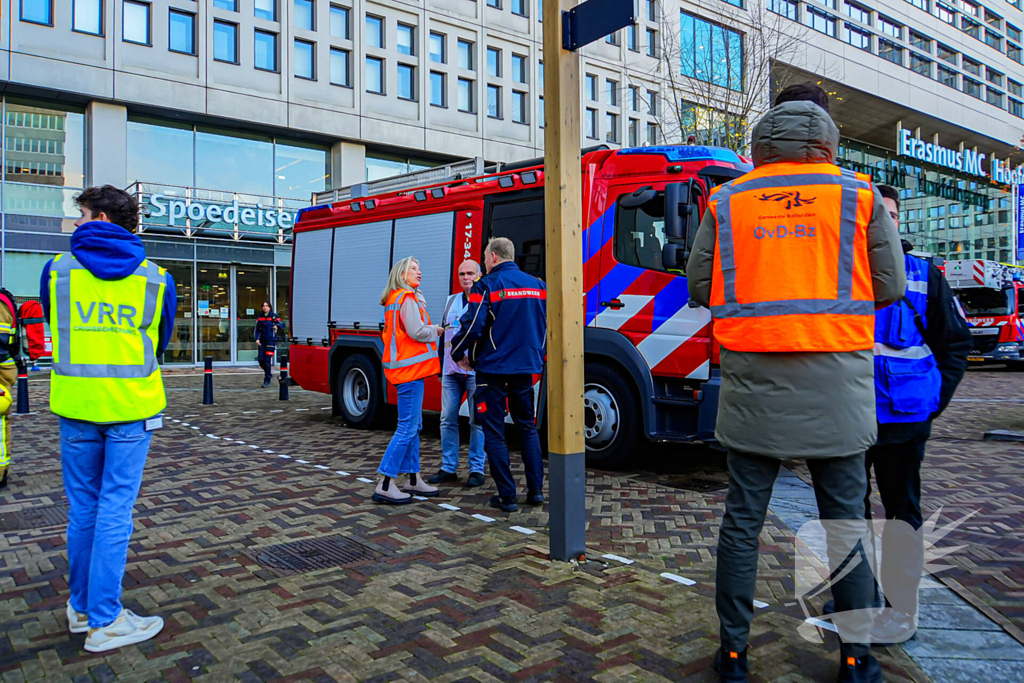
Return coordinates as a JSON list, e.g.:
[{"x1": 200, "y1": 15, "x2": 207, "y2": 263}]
[
  {"x1": 279, "y1": 353, "x2": 290, "y2": 401},
  {"x1": 202, "y1": 356, "x2": 214, "y2": 405},
  {"x1": 15, "y1": 370, "x2": 29, "y2": 414}
]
